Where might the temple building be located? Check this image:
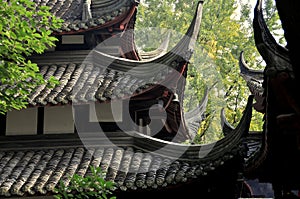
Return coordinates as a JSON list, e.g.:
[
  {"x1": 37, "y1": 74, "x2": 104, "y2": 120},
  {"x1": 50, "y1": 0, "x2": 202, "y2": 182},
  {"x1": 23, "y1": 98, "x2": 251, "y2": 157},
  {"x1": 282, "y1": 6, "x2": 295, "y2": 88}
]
[{"x1": 0, "y1": 0, "x2": 257, "y2": 198}]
